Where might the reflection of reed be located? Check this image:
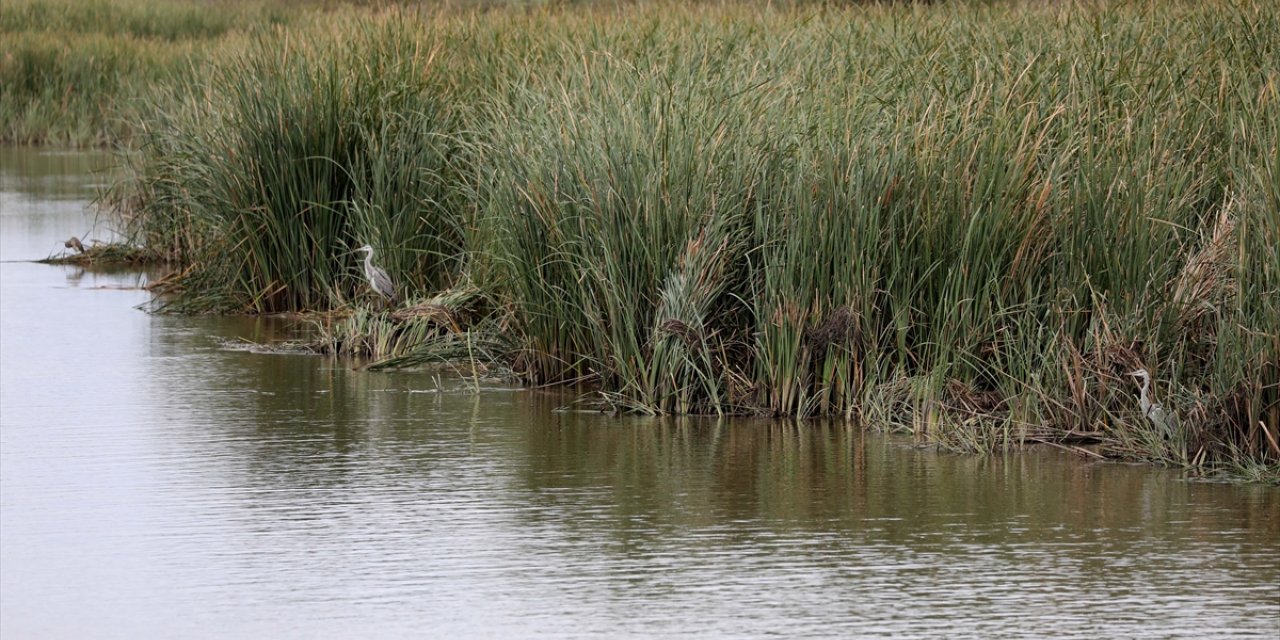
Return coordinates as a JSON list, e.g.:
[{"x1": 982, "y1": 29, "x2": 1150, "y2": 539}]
[
  {"x1": 506, "y1": 388, "x2": 1280, "y2": 546},
  {"x1": 147, "y1": 324, "x2": 1280, "y2": 549},
  {"x1": 147, "y1": 319, "x2": 461, "y2": 490},
  {"x1": 0, "y1": 147, "x2": 117, "y2": 200}
]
